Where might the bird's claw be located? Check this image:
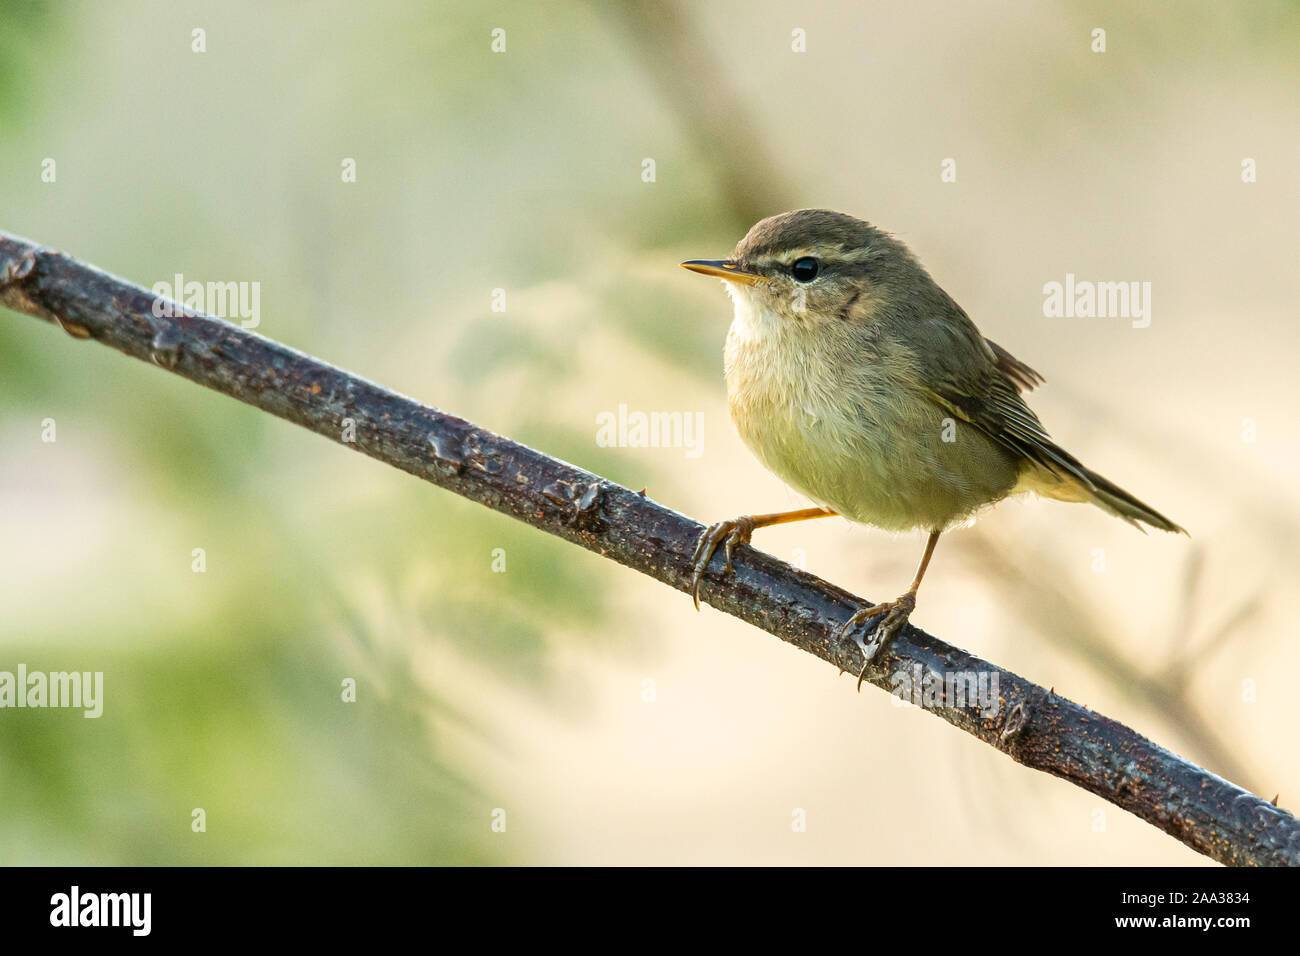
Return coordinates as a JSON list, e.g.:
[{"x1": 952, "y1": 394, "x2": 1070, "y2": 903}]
[
  {"x1": 690, "y1": 516, "x2": 756, "y2": 610},
  {"x1": 838, "y1": 592, "x2": 916, "y2": 691}
]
